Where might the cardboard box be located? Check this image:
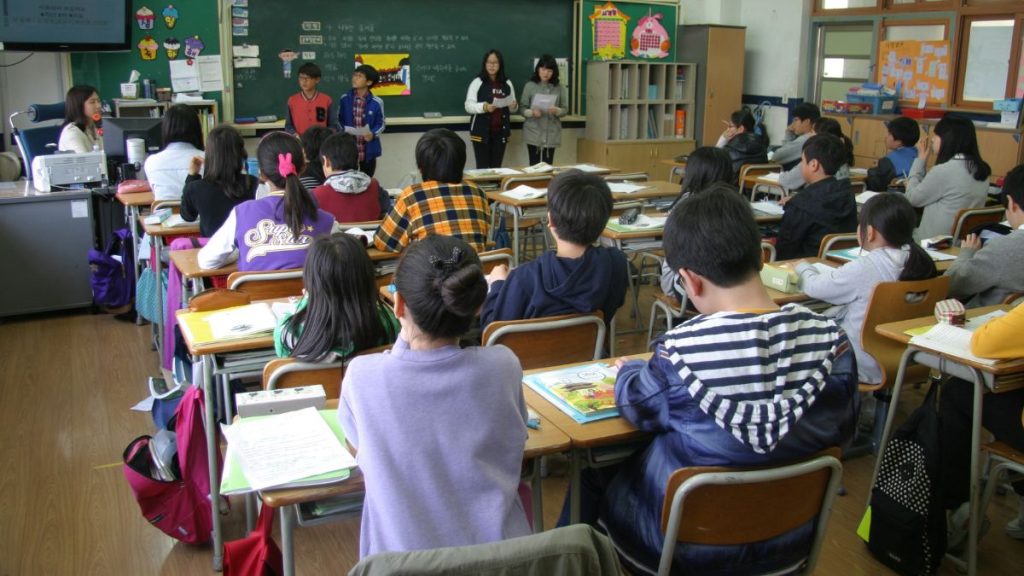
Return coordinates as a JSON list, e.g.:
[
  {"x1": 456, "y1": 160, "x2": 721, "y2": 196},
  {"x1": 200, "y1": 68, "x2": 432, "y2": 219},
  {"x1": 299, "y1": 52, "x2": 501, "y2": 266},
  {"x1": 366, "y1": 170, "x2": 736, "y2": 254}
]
[
  {"x1": 822, "y1": 100, "x2": 873, "y2": 114},
  {"x1": 760, "y1": 264, "x2": 801, "y2": 294}
]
